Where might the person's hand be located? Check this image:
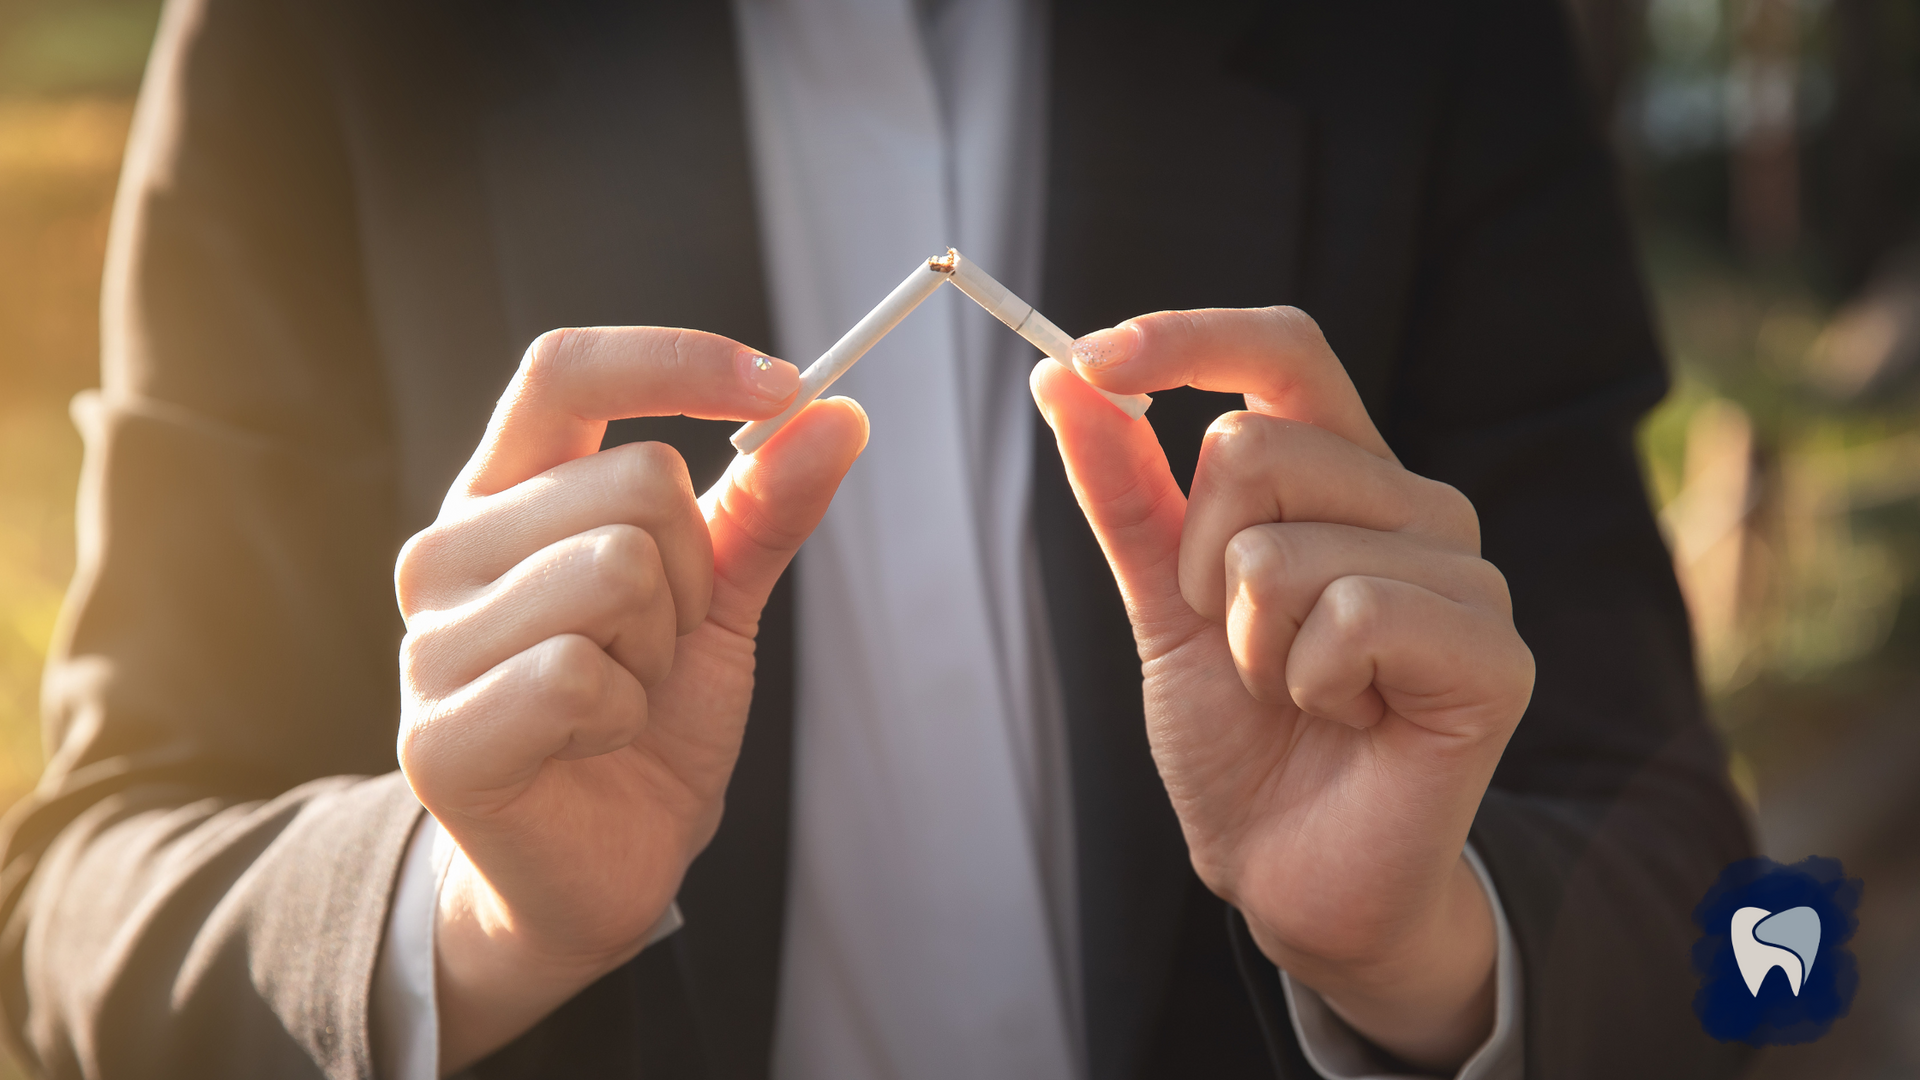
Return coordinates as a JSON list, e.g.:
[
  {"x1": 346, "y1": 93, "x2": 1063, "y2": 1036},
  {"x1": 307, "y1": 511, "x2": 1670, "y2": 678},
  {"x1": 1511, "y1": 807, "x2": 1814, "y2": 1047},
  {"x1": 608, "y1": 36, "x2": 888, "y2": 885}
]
[
  {"x1": 394, "y1": 328, "x2": 867, "y2": 1070},
  {"x1": 1033, "y1": 308, "x2": 1533, "y2": 1071}
]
